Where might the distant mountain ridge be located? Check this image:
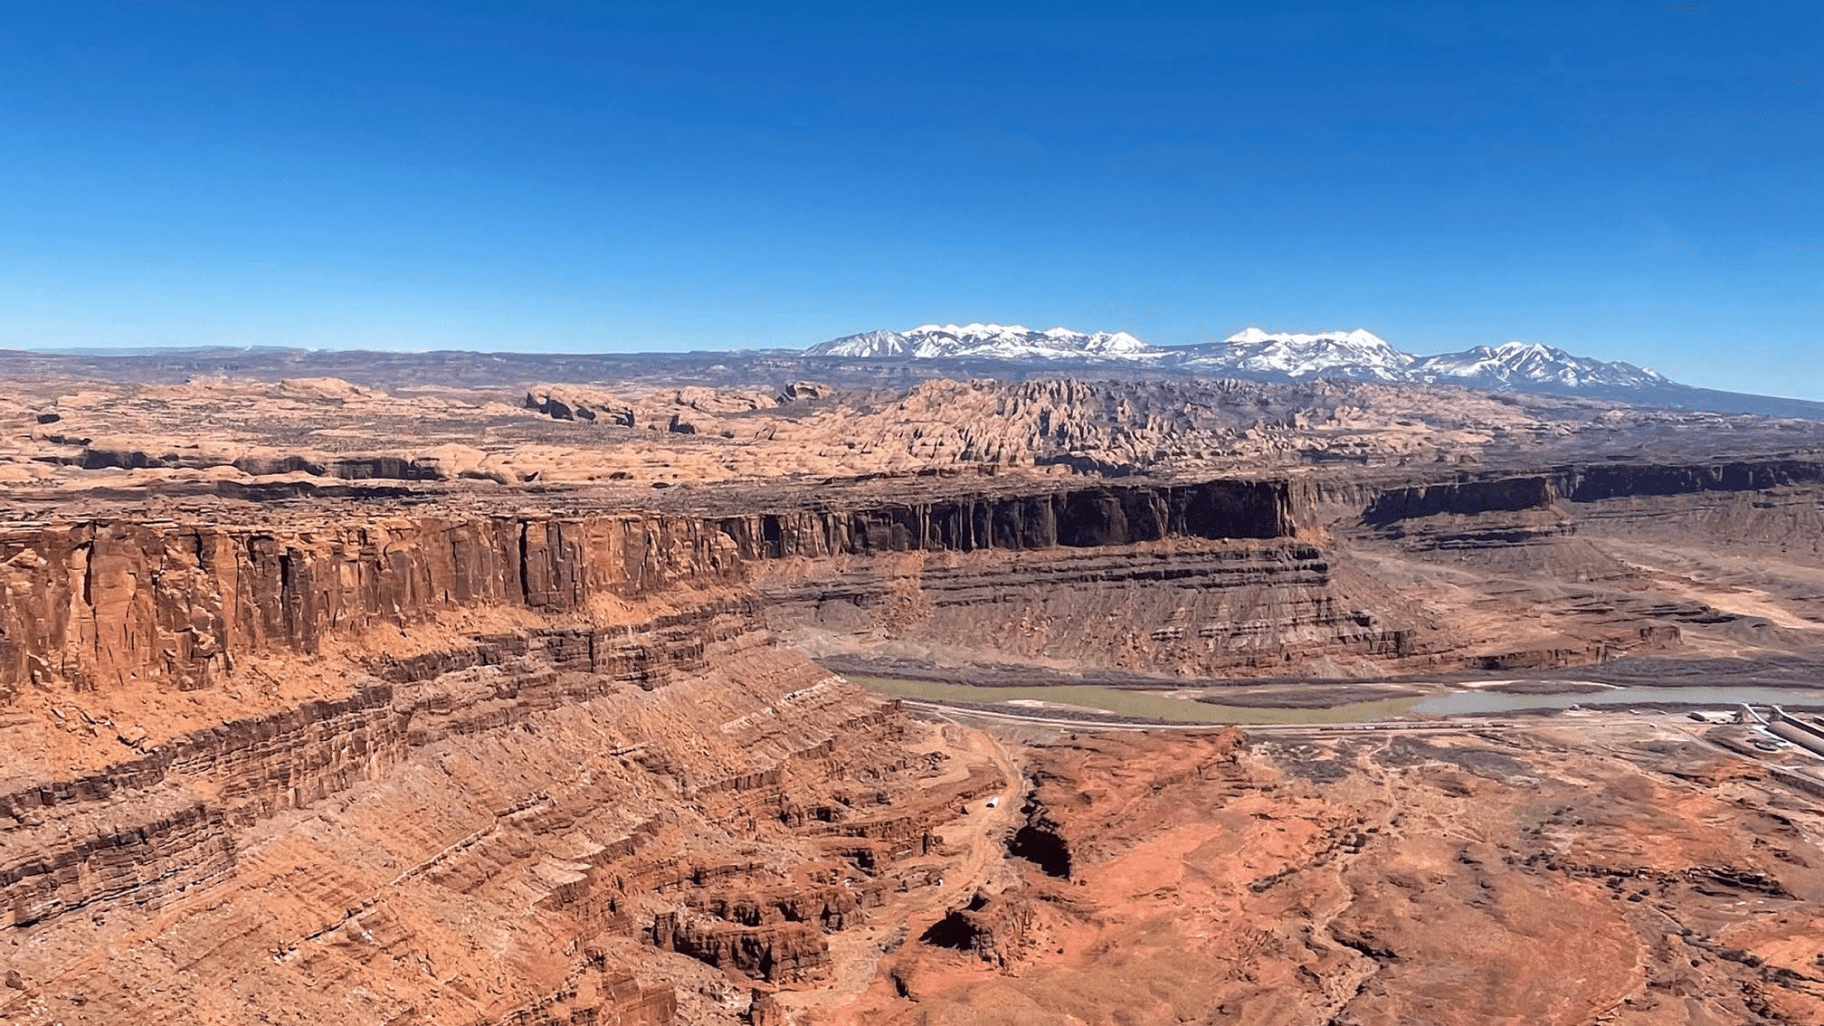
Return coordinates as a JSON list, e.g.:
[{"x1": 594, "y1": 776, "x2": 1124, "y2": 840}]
[
  {"x1": 809, "y1": 324, "x2": 1672, "y2": 392},
  {"x1": 810, "y1": 323, "x2": 1152, "y2": 362},
  {"x1": 2, "y1": 336, "x2": 1819, "y2": 420}
]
